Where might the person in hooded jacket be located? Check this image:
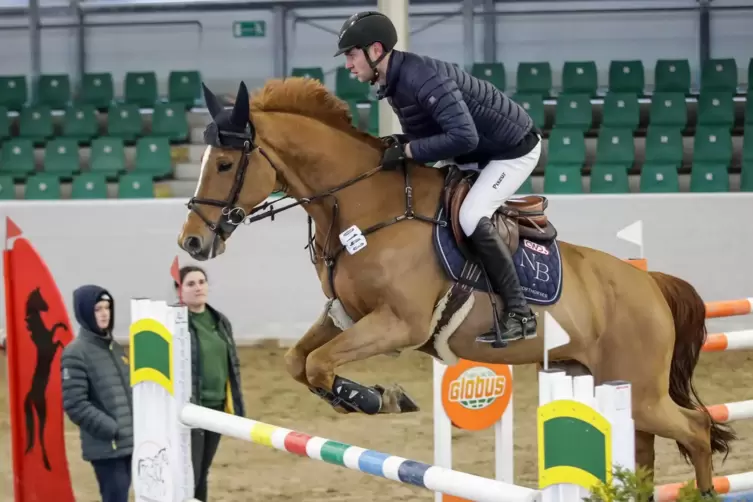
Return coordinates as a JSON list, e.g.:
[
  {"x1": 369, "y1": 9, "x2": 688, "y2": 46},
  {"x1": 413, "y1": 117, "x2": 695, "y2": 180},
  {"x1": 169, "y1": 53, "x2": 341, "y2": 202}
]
[{"x1": 60, "y1": 285, "x2": 133, "y2": 502}]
